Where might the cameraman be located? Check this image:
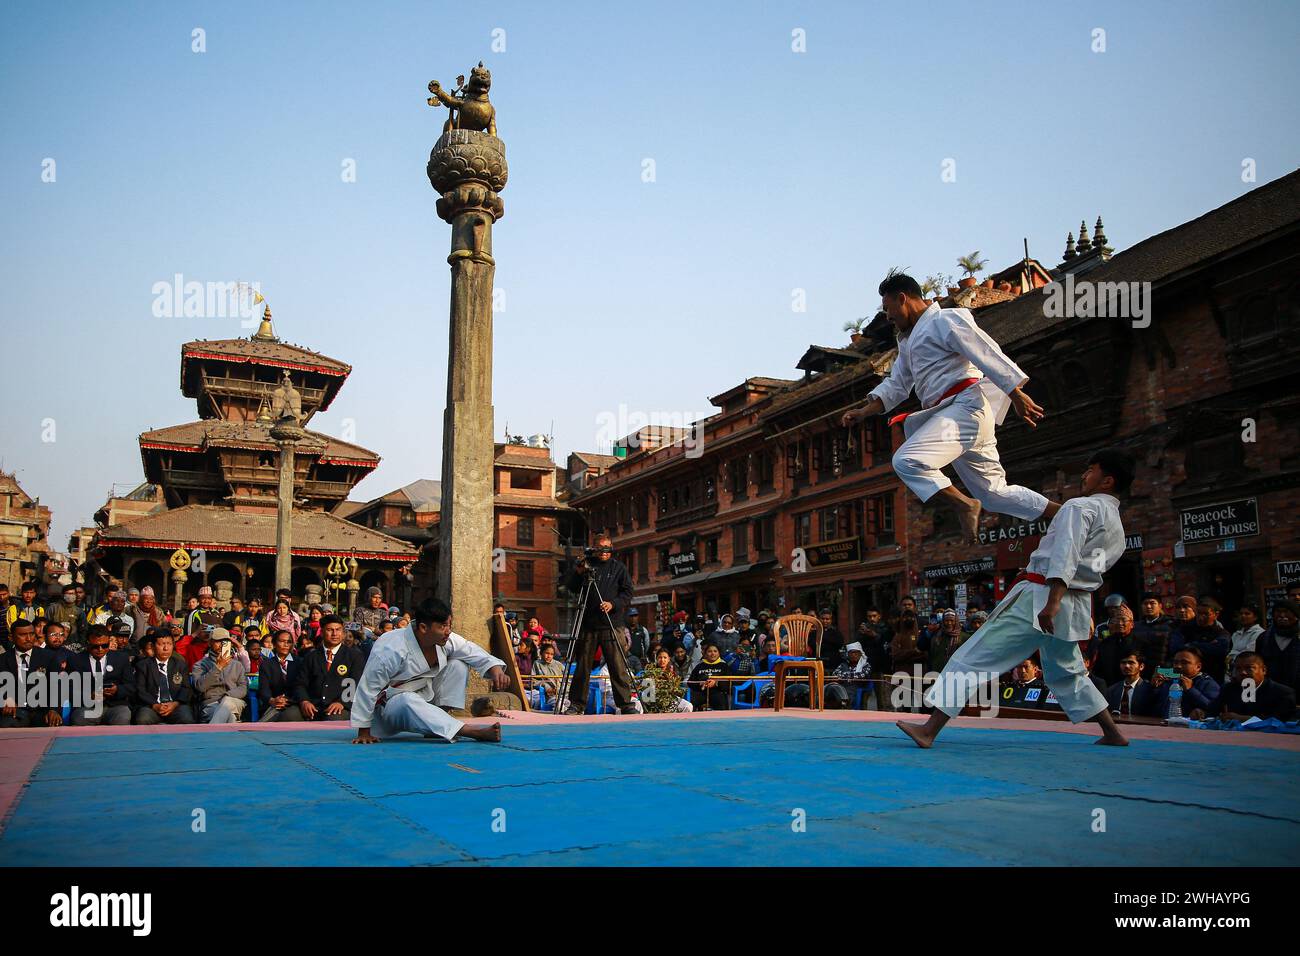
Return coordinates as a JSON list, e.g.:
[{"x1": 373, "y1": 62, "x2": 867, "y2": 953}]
[{"x1": 562, "y1": 534, "x2": 637, "y2": 715}]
